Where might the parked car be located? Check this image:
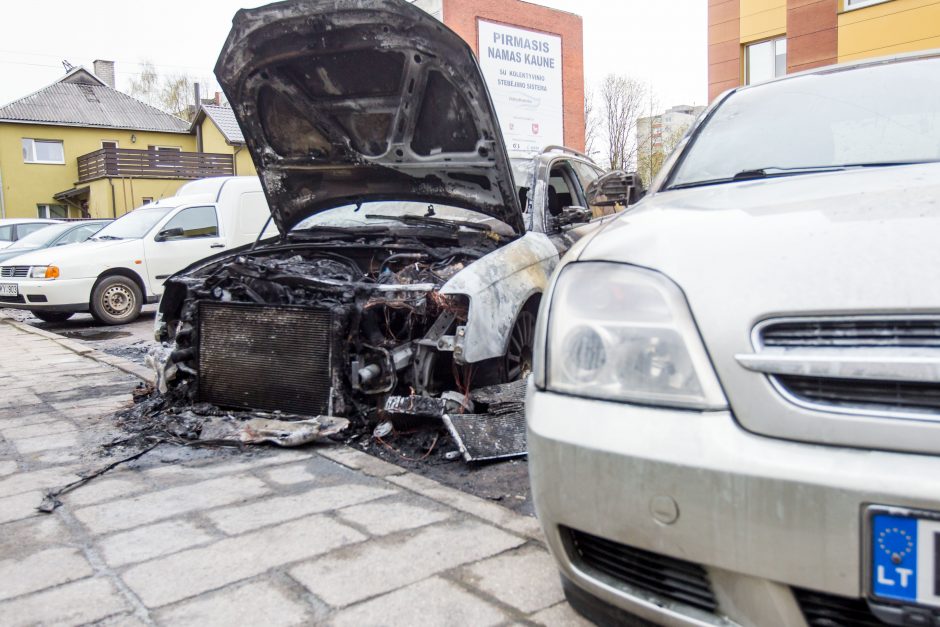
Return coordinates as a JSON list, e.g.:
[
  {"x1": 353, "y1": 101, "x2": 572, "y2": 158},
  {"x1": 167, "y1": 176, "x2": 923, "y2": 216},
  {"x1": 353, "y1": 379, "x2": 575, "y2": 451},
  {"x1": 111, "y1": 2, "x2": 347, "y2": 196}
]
[
  {"x1": 527, "y1": 51, "x2": 940, "y2": 626},
  {"x1": 0, "y1": 177, "x2": 275, "y2": 324},
  {"x1": 0, "y1": 219, "x2": 61, "y2": 250},
  {"x1": 152, "y1": 0, "x2": 639, "y2": 426},
  {"x1": 0, "y1": 220, "x2": 110, "y2": 267}
]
